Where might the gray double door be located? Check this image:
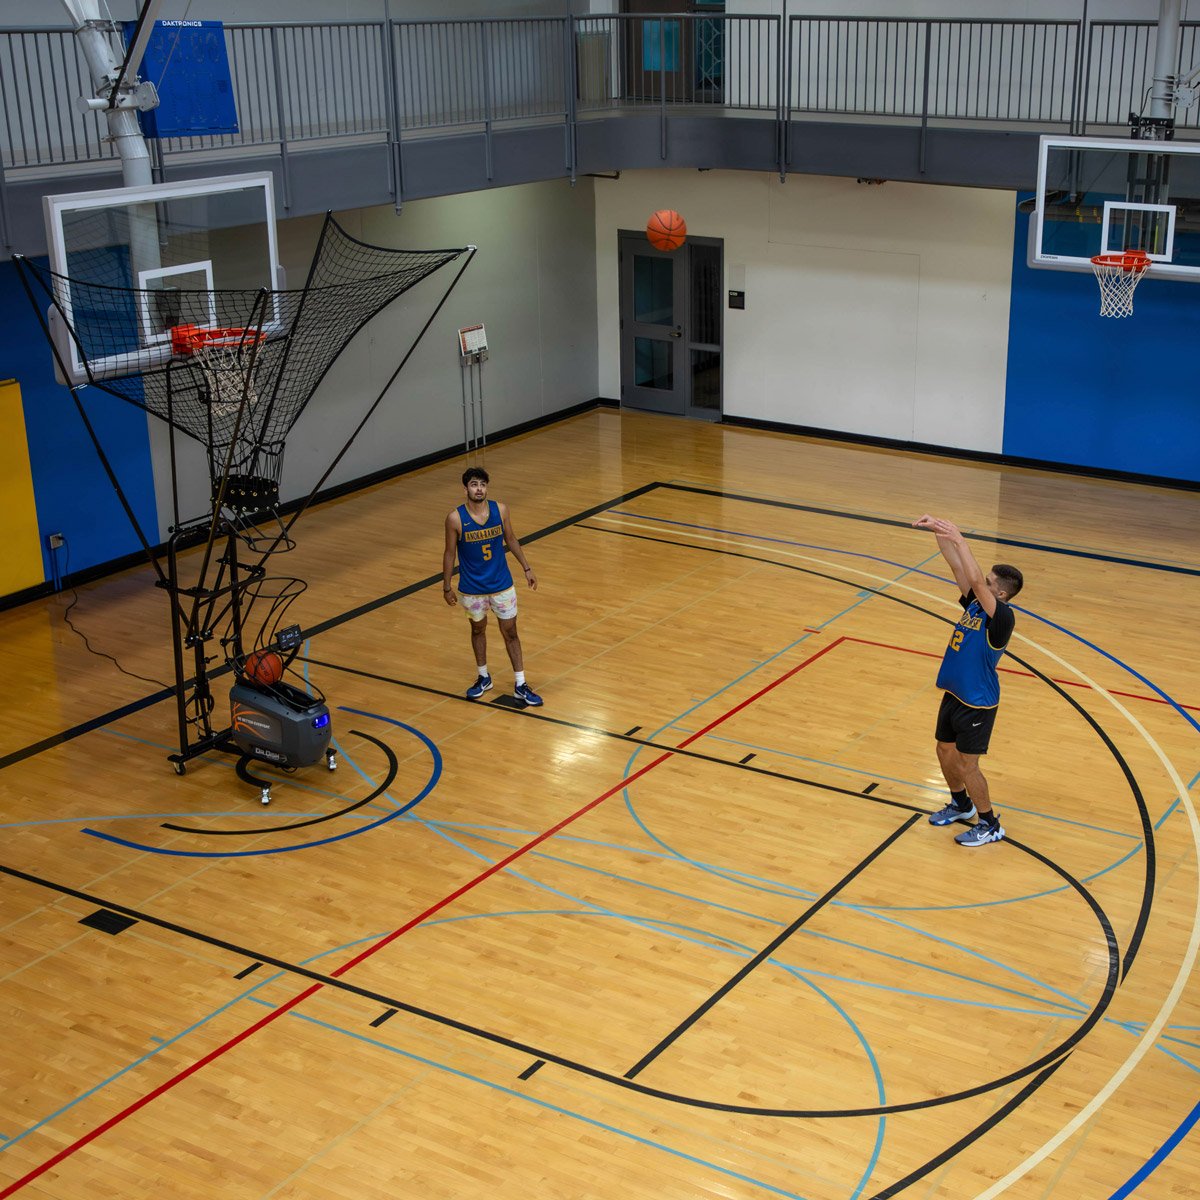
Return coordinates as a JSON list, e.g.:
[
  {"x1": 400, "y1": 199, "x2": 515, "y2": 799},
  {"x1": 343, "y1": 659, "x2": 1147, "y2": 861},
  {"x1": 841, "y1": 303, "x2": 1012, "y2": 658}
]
[{"x1": 618, "y1": 231, "x2": 722, "y2": 419}]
